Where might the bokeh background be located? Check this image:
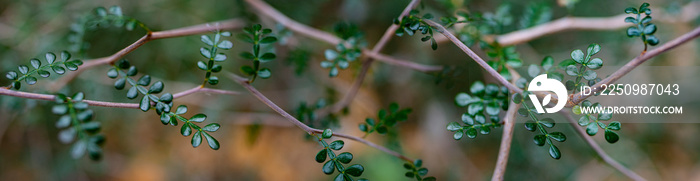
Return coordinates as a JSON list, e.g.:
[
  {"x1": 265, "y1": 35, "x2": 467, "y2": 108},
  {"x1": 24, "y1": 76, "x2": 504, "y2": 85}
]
[{"x1": 1, "y1": 0, "x2": 699, "y2": 180}]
